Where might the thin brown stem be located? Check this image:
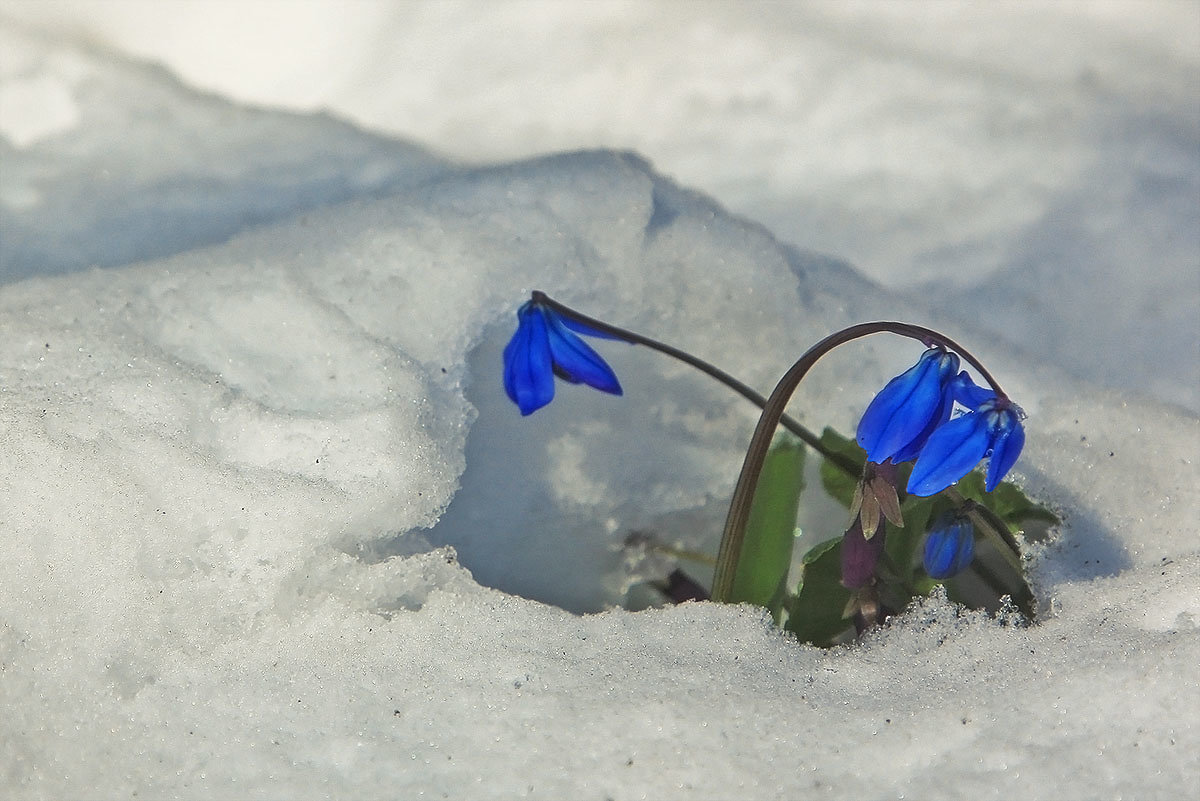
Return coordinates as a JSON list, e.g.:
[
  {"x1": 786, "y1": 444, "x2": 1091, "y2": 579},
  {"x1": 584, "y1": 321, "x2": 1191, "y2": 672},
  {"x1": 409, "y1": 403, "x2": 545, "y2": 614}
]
[{"x1": 537, "y1": 292, "x2": 856, "y2": 473}]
